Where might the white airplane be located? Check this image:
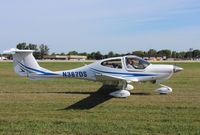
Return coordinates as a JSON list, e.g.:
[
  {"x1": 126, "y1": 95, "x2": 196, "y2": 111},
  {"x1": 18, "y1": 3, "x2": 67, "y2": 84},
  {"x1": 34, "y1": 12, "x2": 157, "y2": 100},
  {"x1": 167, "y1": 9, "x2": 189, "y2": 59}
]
[{"x1": 4, "y1": 48, "x2": 183, "y2": 98}]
